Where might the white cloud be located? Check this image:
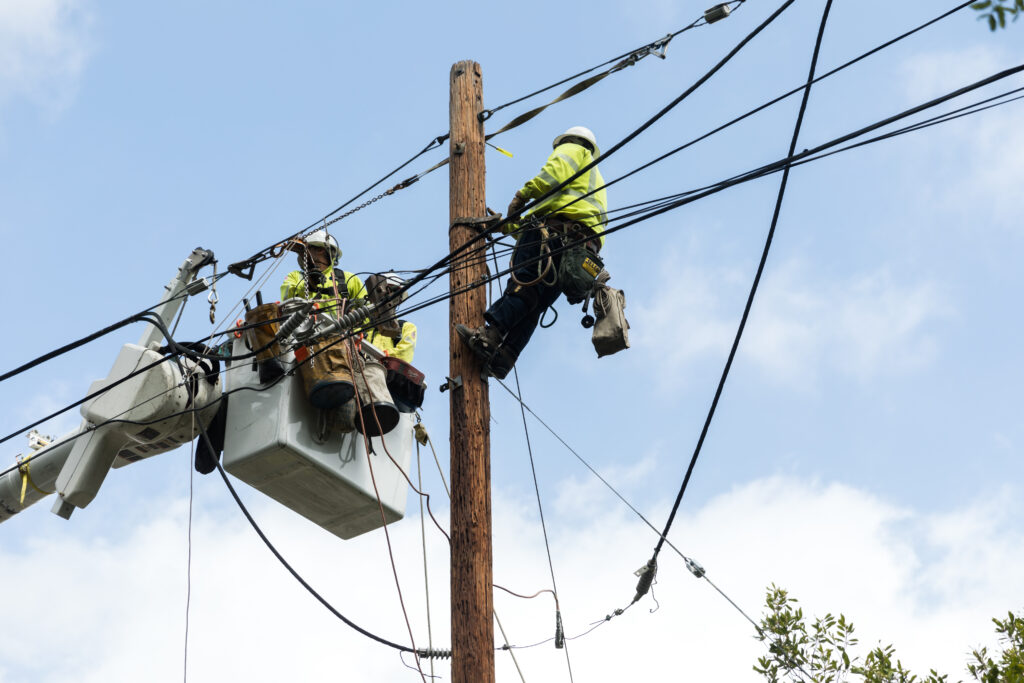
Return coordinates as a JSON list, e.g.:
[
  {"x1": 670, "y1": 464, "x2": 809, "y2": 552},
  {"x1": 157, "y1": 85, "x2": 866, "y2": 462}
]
[
  {"x1": 899, "y1": 46, "x2": 1007, "y2": 104},
  {"x1": 632, "y1": 257, "x2": 950, "y2": 388},
  {"x1": 898, "y1": 46, "x2": 1024, "y2": 227},
  {"x1": 0, "y1": 474, "x2": 1019, "y2": 681},
  {"x1": 0, "y1": 0, "x2": 94, "y2": 114}
]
